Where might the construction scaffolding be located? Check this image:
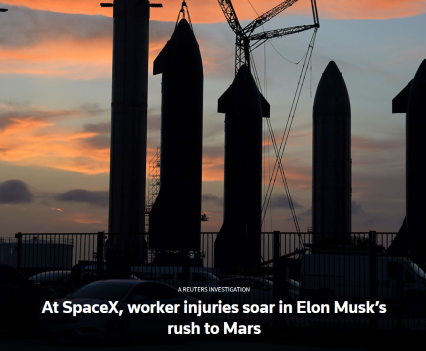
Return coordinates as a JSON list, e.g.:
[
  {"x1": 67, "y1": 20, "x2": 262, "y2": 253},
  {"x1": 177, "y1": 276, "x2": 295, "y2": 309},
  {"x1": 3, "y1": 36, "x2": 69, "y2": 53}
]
[{"x1": 145, "y1": 147, "x2": 161, "y2": 233}]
